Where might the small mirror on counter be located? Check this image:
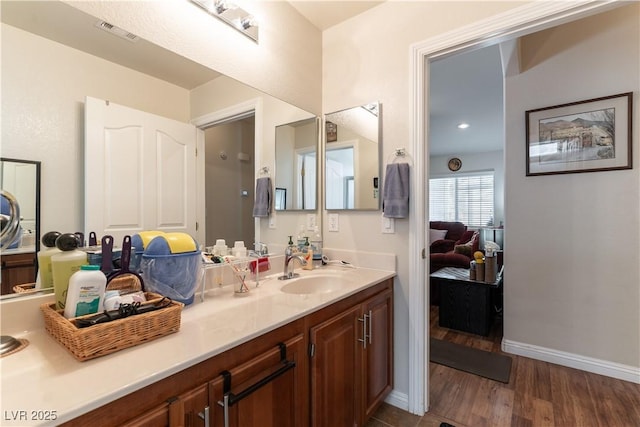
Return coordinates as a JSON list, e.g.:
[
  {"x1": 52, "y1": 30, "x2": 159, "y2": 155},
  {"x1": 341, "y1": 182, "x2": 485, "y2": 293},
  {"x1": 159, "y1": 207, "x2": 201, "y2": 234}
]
[
  {"x1": 0, "y1": 157, "x2": 41, "y2": 295},
  {"x1": 274, "y1": 117, "x2": 318, "y2": 211},
  {"x1": 324, "y1": 102, "x2": 381, "y2": 210}
]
